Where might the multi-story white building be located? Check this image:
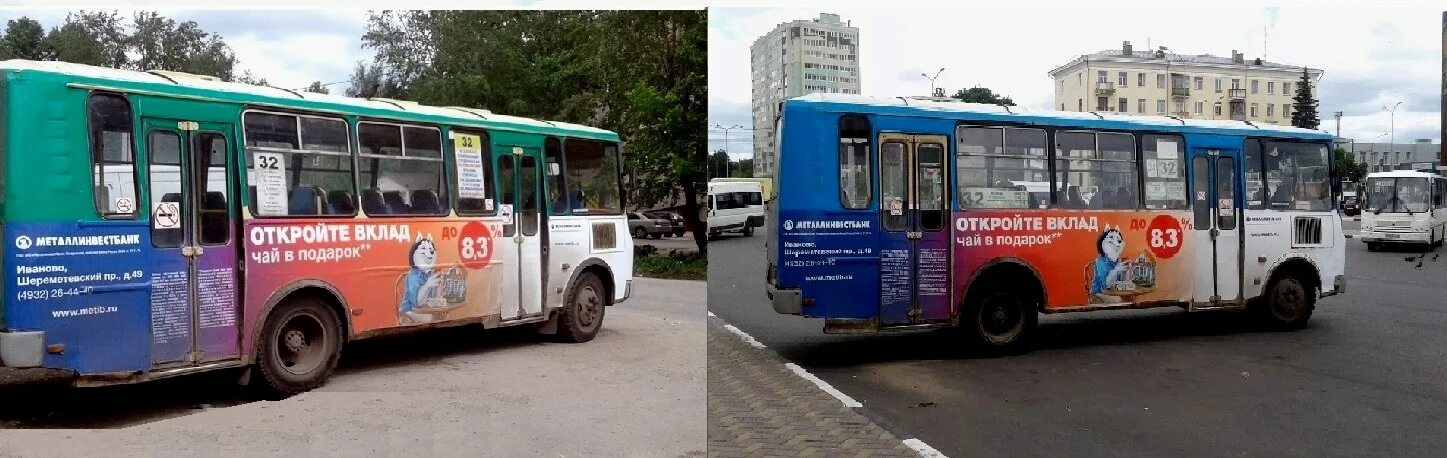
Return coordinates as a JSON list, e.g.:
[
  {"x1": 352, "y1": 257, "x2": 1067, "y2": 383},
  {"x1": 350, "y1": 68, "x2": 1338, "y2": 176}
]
[
  {"x1": 1338, "y1": 138, "x2": 1442, "y2": 173},
  {"x1": 750, "y1": 13, "x2": 861, "y2": 178},
  {"x1": 1049, "y1": 42, "x2": 1322, "y2": 125}
]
